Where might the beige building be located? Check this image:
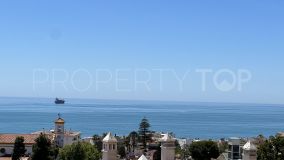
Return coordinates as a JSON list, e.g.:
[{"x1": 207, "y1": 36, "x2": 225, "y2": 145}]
[
  {"x1": 102, "y1": 132, "x2": 117, "y2": 160},
  {"x1": 242, "y1": 141, "x2": 257, "y2": 160},
  {"x1": 160, "y1": 133, "x2": 176, "y2": 160}
]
